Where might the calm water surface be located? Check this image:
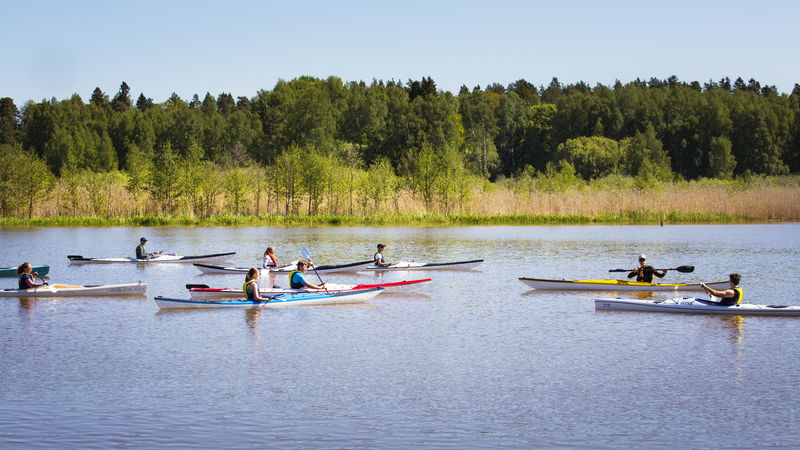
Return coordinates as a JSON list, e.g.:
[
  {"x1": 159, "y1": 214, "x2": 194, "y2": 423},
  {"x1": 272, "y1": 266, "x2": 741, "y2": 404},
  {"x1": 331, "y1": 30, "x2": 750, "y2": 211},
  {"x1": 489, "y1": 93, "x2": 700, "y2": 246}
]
[{"x1": 1, "y1": 224, "x2": 799, "y2": 448}]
